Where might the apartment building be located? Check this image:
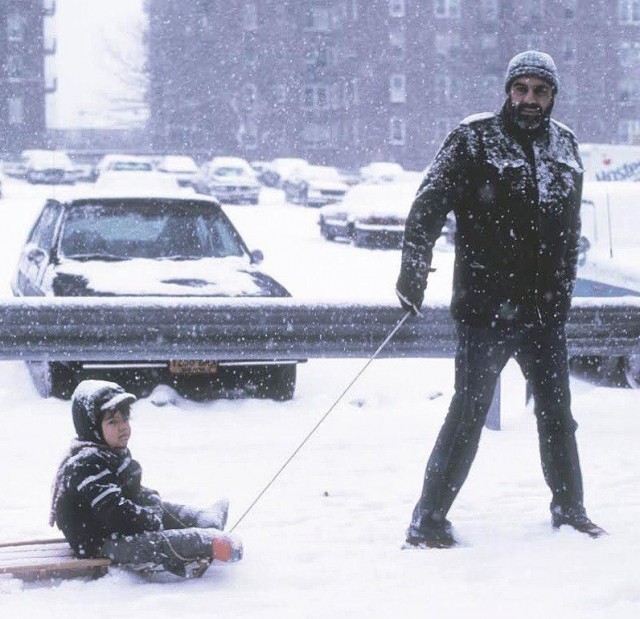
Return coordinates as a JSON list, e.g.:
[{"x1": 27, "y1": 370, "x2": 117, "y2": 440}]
[
  {"x1": 0, "y1": 0, "x2": 56, "y2": 154},
  {"x1": 146, "y1": 1, "x2": 640, "y2": 169}
]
